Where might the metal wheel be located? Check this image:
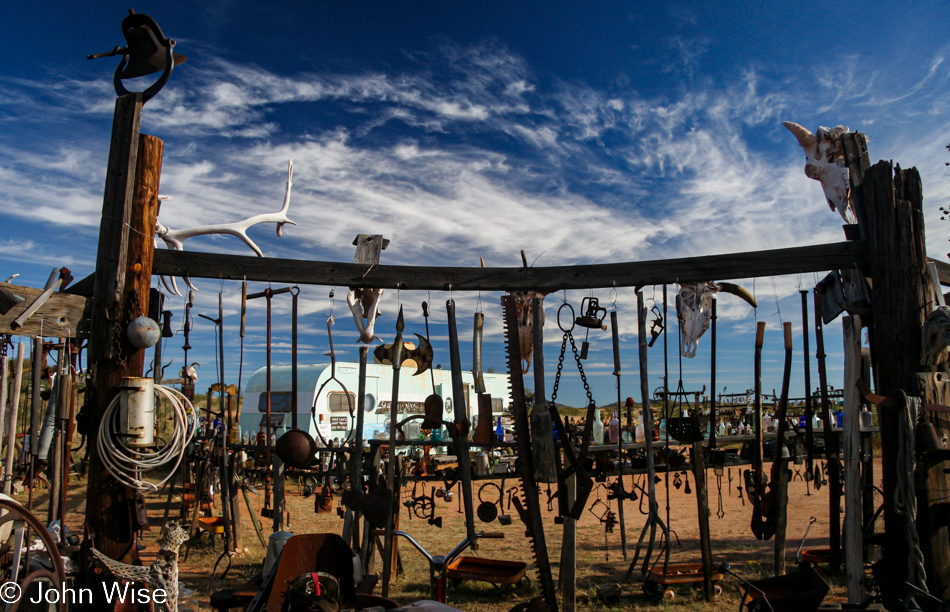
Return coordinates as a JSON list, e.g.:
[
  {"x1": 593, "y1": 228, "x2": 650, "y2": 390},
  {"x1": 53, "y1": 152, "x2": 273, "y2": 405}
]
[
  {"x1": 663, "y1": 587, "x2": 676, "y2": 602},
  {"x1": 642, "y1": 580, "x2": 659, "y2": 598},
  {"x1": 0, "y1": 499, "x2": 67, "y2": 612},
  {"x1": 714, "y1": 584, "x2": 724, "y2": 599}
]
